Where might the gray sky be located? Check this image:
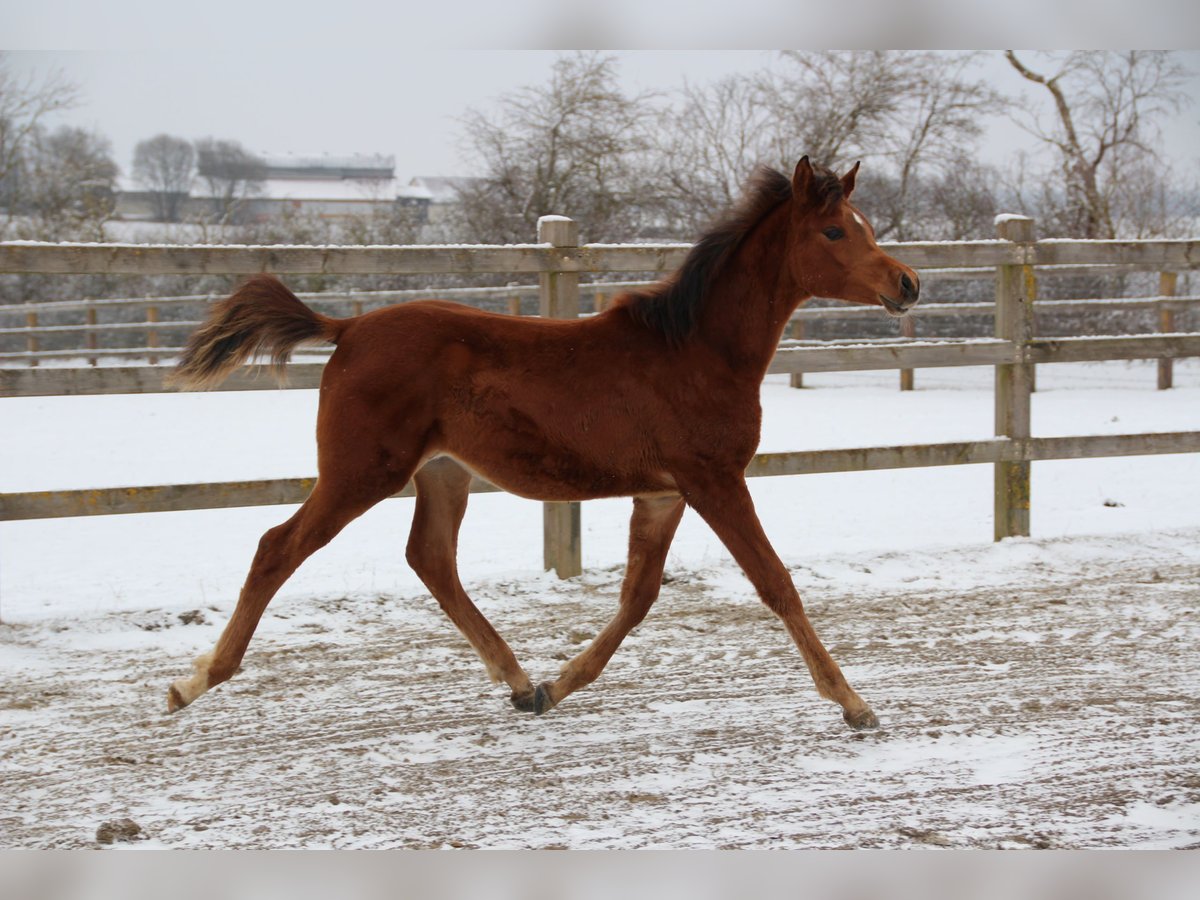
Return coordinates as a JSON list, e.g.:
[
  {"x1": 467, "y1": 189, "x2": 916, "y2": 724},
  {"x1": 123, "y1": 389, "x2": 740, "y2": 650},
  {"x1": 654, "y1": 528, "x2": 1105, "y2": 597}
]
[{"x1": 6, "y1": 50, "x2": 1200, "y2": 183}]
